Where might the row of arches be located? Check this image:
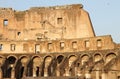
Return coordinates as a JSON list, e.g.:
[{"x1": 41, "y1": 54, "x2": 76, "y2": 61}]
[{"x1": 0, "y1": 52, "x2": 117, "y2": 79}]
